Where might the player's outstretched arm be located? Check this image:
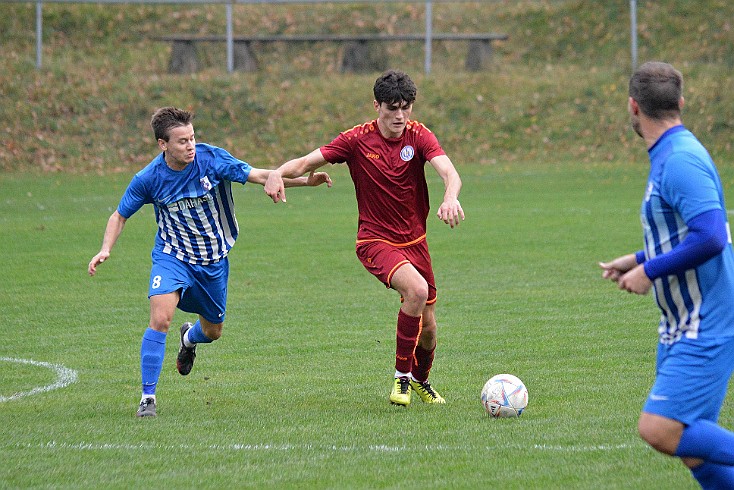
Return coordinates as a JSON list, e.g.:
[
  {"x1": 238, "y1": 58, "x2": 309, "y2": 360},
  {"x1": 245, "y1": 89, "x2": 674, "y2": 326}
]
[
  {"x1": 264, "y1": 149, "x2": 329, "y2": 203},
  {"x1": 249, "y1": 167, "x2": 331, "y2": 190},
  {"x1": 88, "y1": 211, "x2": 127, "y2": 276},
  {"x1": 430, "y1": 154, "x2": 464, "y2": 228}
]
